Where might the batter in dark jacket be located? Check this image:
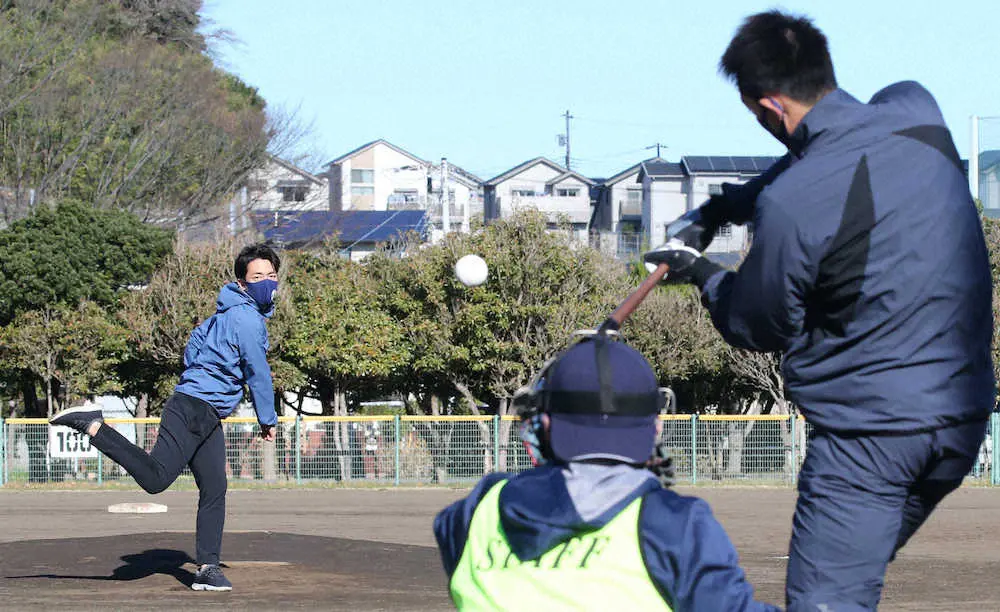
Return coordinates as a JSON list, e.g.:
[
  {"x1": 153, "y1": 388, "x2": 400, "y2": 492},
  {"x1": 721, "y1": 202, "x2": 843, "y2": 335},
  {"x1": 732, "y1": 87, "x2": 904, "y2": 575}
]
[{"x1": 643, "y1": 10, "x2": 994, "y2": 611}]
